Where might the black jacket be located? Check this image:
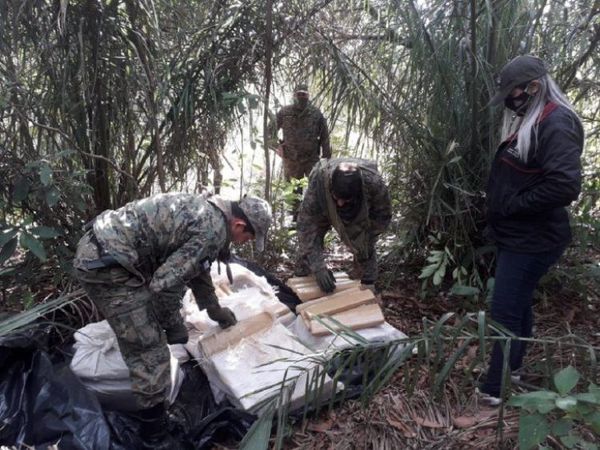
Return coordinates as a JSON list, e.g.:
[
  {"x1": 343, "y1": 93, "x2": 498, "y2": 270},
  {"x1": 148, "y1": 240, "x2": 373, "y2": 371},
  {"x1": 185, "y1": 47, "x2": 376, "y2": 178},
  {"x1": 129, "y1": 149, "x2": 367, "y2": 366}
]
[{"x1": 486, "y1": 103, "x2": 584, "y2": 253}]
